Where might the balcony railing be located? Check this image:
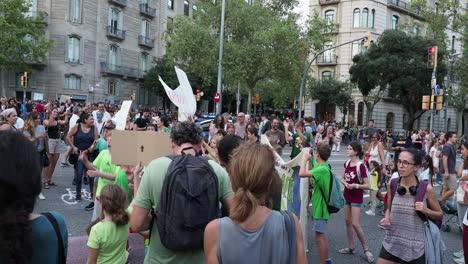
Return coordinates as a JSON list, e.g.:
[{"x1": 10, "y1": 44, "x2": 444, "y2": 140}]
[
  {"x1": 109, "y1": 0, "x2": 127, "y2": 7},
  {"x1": 387, "y1": 0, "x2": 422, "y2": 17},
  {"x1": 140, "y1": 4, "x2": 156, "y2": 18},
  {"x1": 319, "y1": 0, "x2": 340, "y2": 5},
  {"x1": 26, "y1": 11, "x2": 49, "y2": 24},
  {"x1": 106, "y1": 26, "x2": 126, "y2": 40},
  {"x1": 101, "y1": 62, "x2": 143, "y2": 79},
  {"x1": 316, "y1": 55, "x2": 338, "y2": 65},
  {"x1": 138, "y1": 35, "x2": 155, "y2": 48}
]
